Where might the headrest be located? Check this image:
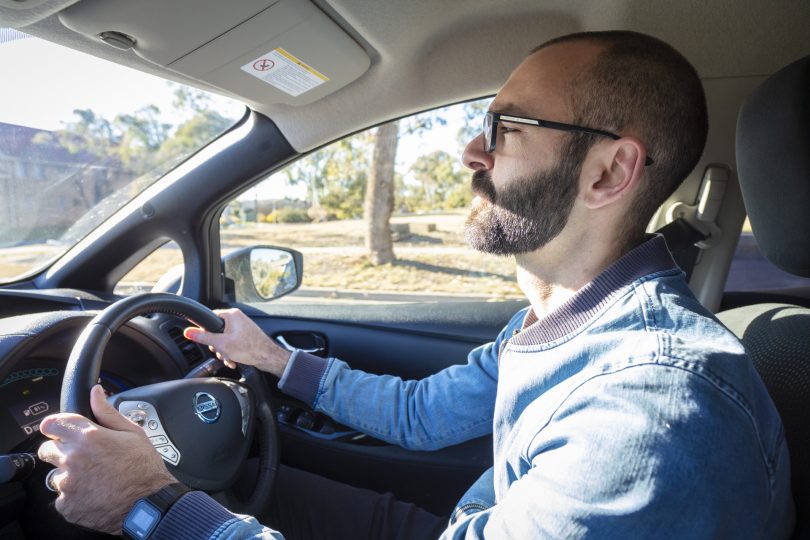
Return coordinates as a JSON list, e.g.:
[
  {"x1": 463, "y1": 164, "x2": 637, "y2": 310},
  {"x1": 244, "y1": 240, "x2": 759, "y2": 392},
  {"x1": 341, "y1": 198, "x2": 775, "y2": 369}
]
[{"x1": 736, "y1": 55, "x2": 810, "y2": 278}]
